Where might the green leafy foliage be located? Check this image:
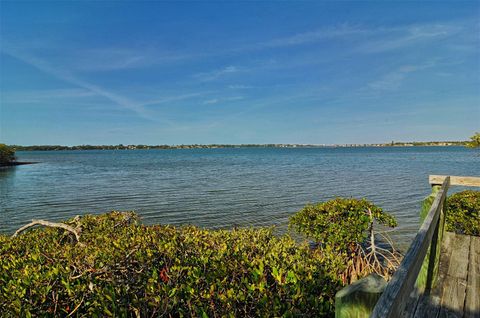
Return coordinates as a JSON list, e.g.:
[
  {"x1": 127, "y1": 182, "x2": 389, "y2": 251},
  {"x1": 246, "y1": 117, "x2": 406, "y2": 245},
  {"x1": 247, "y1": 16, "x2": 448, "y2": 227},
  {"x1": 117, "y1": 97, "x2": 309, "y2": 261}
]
[
  {"x1": 289, "y1": 198, "x2": 397, "y2": 253},
  {"x1": 1, "y1": 212, "x2": 344, "y2": 317},
  {"x1": 0, "y1": 144, "x2": 16, "y2": 165},
  {"x1": 289, "y1": 198, "x2": 400, "y2": 285},
  {"x1": 465, "y1": 132, "x2": 480, "y2": 148},
  {"x1": 445, "y1": 190, "x2": 480, "y2": 236}
]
